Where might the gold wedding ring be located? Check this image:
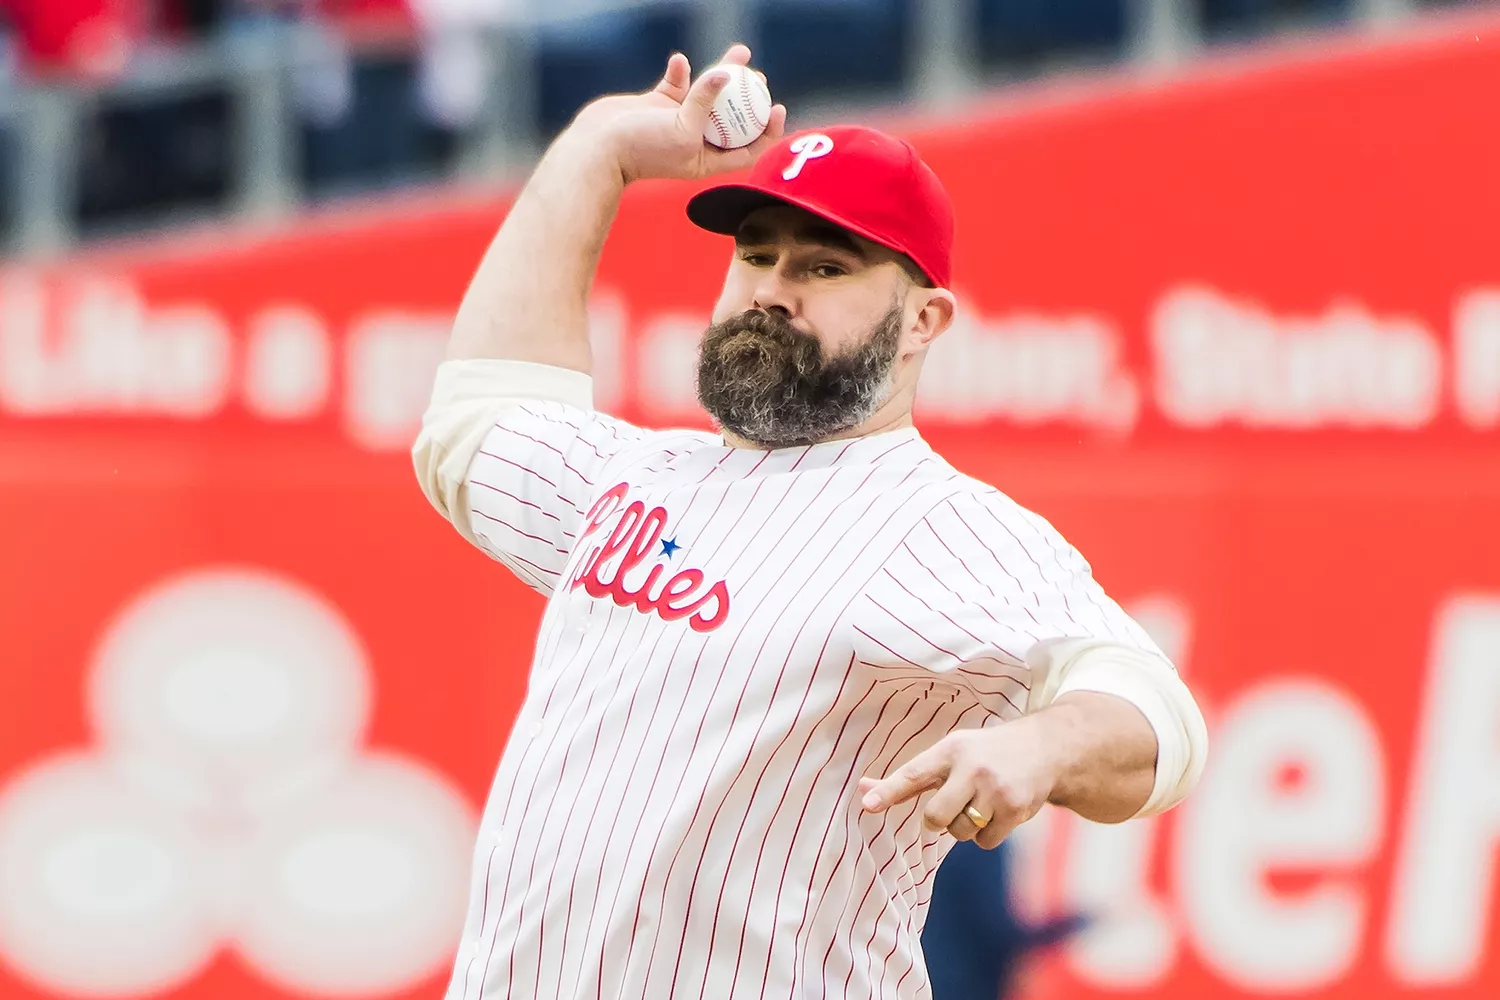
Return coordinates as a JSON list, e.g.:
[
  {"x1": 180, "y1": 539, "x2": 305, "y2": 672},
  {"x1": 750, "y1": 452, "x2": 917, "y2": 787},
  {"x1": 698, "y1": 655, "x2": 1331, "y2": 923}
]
[{"x1": 963, "y1": 804, "x2": 990, "y2": 830}]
